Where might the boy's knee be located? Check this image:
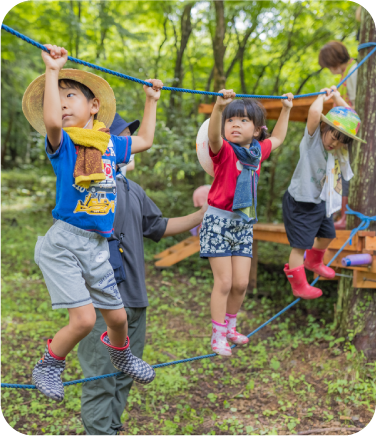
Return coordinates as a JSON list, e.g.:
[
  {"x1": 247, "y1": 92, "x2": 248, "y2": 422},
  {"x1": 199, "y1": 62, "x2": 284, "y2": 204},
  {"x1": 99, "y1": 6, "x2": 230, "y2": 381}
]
[
  {"x1": 70, "y1": 309, "x2": 96, "y2": 336},
  {"x1": 106, "y1": 309, "x2": 127, "y2": 331}
]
